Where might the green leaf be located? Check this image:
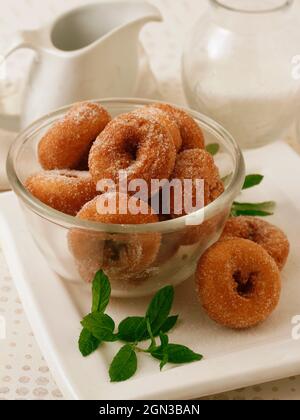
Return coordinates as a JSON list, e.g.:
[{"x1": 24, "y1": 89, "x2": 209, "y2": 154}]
[
  {"x1": 78, "y1": 328, "x2": 100, "y2": 357},
  {"x1": 242, "y1": 174, "x2": 264, "y2": 190},
  {"x1": 92, "y1": 270, "x2": 111, "y2": 313},
  {"x1": 109, "y1": 345, "x2": 138, "y2": 383},
  {"x1": 81, "y1": 313, "x2": 116, "y2": 342},
  {"x1": 118, "y1": 315, "x2": 179, "y2": 344},
  {"x1": 206, "y1": 143, "x2": 220, "y2": 156},
  {"x1": 231, "y1": 201, "x2": 276, "y2": 217},
  {"x1": 117, "y1": 317, "x2": 147, "y2": 343},
  {"x1": 146, "y1": 286, "x2": 174, "y2": 335},
  {"x1": 146, "y1": 318, "x2": 157, "y2": 352},
  {"x1": 159, "y1": 332, "x2": 169, "y2": 348},
  {"x1": 158, "y1": 333, "x2": 169, "y2": 371},
  {"x1": 151, "y1": 344, "x2": 203, "y2": 365},
  {"x1": 233, "y1": 201, "x2": 275, "y2": 211},
  {"x1": 160, "y1": 353, "x2": 169, "y2": 371},
  {"x1": 232, "y1": 209, "x2": 274, "y2": 217},
  {"x1": 160, "y1": 316, "x2": 178, "y2": 334}
]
